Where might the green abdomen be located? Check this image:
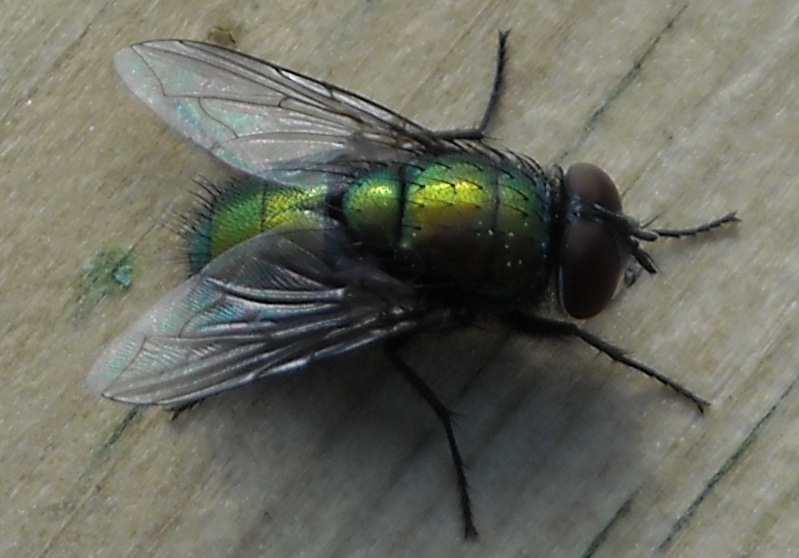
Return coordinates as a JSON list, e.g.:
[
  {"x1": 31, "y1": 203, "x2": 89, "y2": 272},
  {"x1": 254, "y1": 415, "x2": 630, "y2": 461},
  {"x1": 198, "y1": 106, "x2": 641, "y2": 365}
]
[
  {"x1": 187, "y1": 179, "x2": 328, "y2": 274},
  {"x1": 189, "y1": 154, "x2": 553, "y2": 301}
]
